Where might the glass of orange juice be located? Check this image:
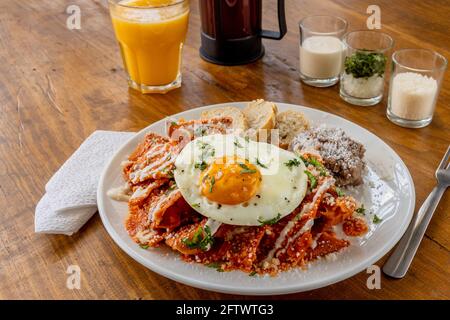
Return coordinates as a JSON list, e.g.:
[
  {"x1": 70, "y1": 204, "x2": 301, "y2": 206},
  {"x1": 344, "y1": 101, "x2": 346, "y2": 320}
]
[{"x1": 108, "y1": 0, "x2": 190, "y2": 94}]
